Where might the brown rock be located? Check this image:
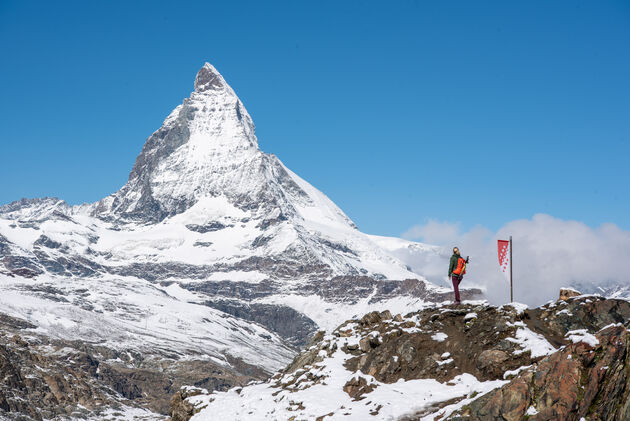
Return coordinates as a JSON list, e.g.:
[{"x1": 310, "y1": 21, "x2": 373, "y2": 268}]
[
  {"x1": 525, "y1": 295, "x2": 630, "y2": 348},
  {"x1": 559, "y1": 287, "x2": 581, "y2": 301},
  {"x1": 343, "y1": 375, "x2": 377, "y2": 399},
  {"x1": 338, "y1": 329, "x2": 353, "y2": 337},
  {"x1": 476, "y1": 350, "x2": 509, "y2": 378},
  {"x1": 460, "y1": 325, "x2": 630, "y2": 421},
  {"x1": 359, "y1": 337, "x2": 371, "y2": 352},
  {"x1": 379, "y1": 310, "x2": 392, "y2": 320},
  {"x1": 0, "y1": 311, "x2": 266, "y2": 420},
  {"x1": 169, "y1": 387, "x2": 205, "y2": 421},
  {"x1": 361, "y1": 311, "x2": 382, "y2": 326}
]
